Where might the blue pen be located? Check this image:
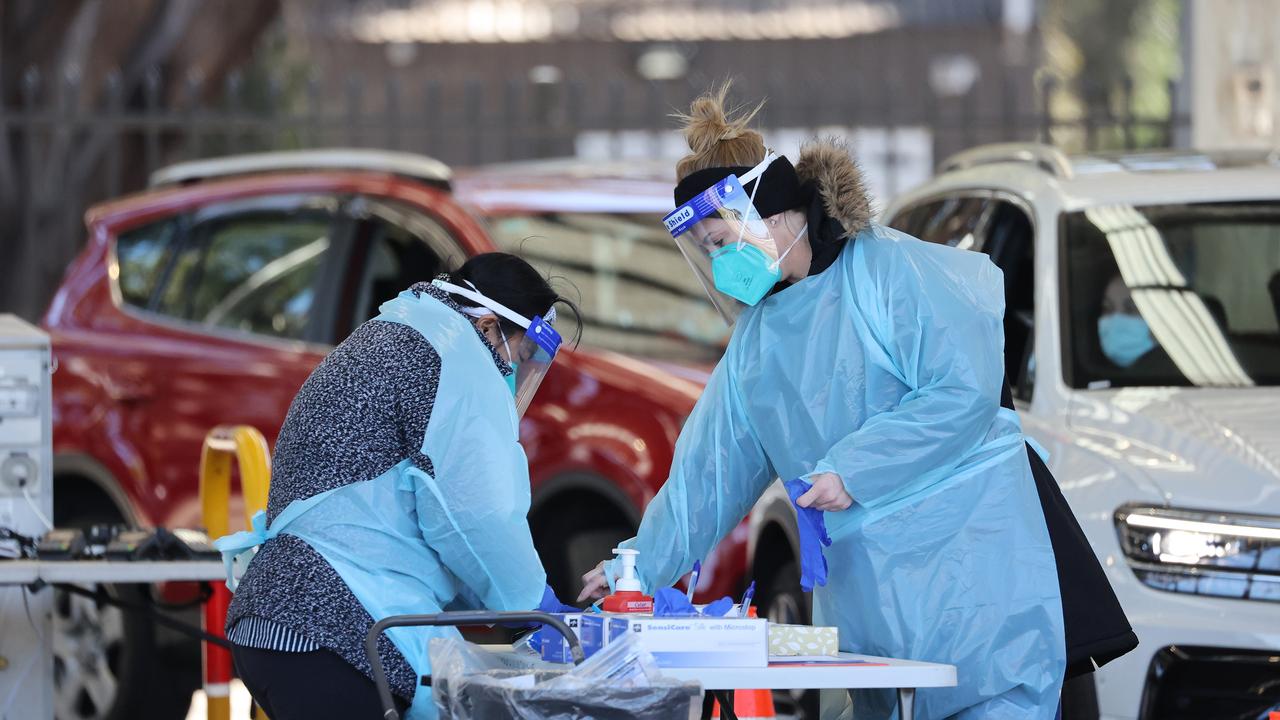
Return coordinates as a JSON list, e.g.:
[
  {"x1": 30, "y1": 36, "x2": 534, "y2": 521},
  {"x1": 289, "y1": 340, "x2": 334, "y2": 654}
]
[
  {"x1": 739, "y1": 580, "x2": 756, "y2": 618},
  {"x1": 686, "y1": 560, "x2": 702, "y2": 602}
]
